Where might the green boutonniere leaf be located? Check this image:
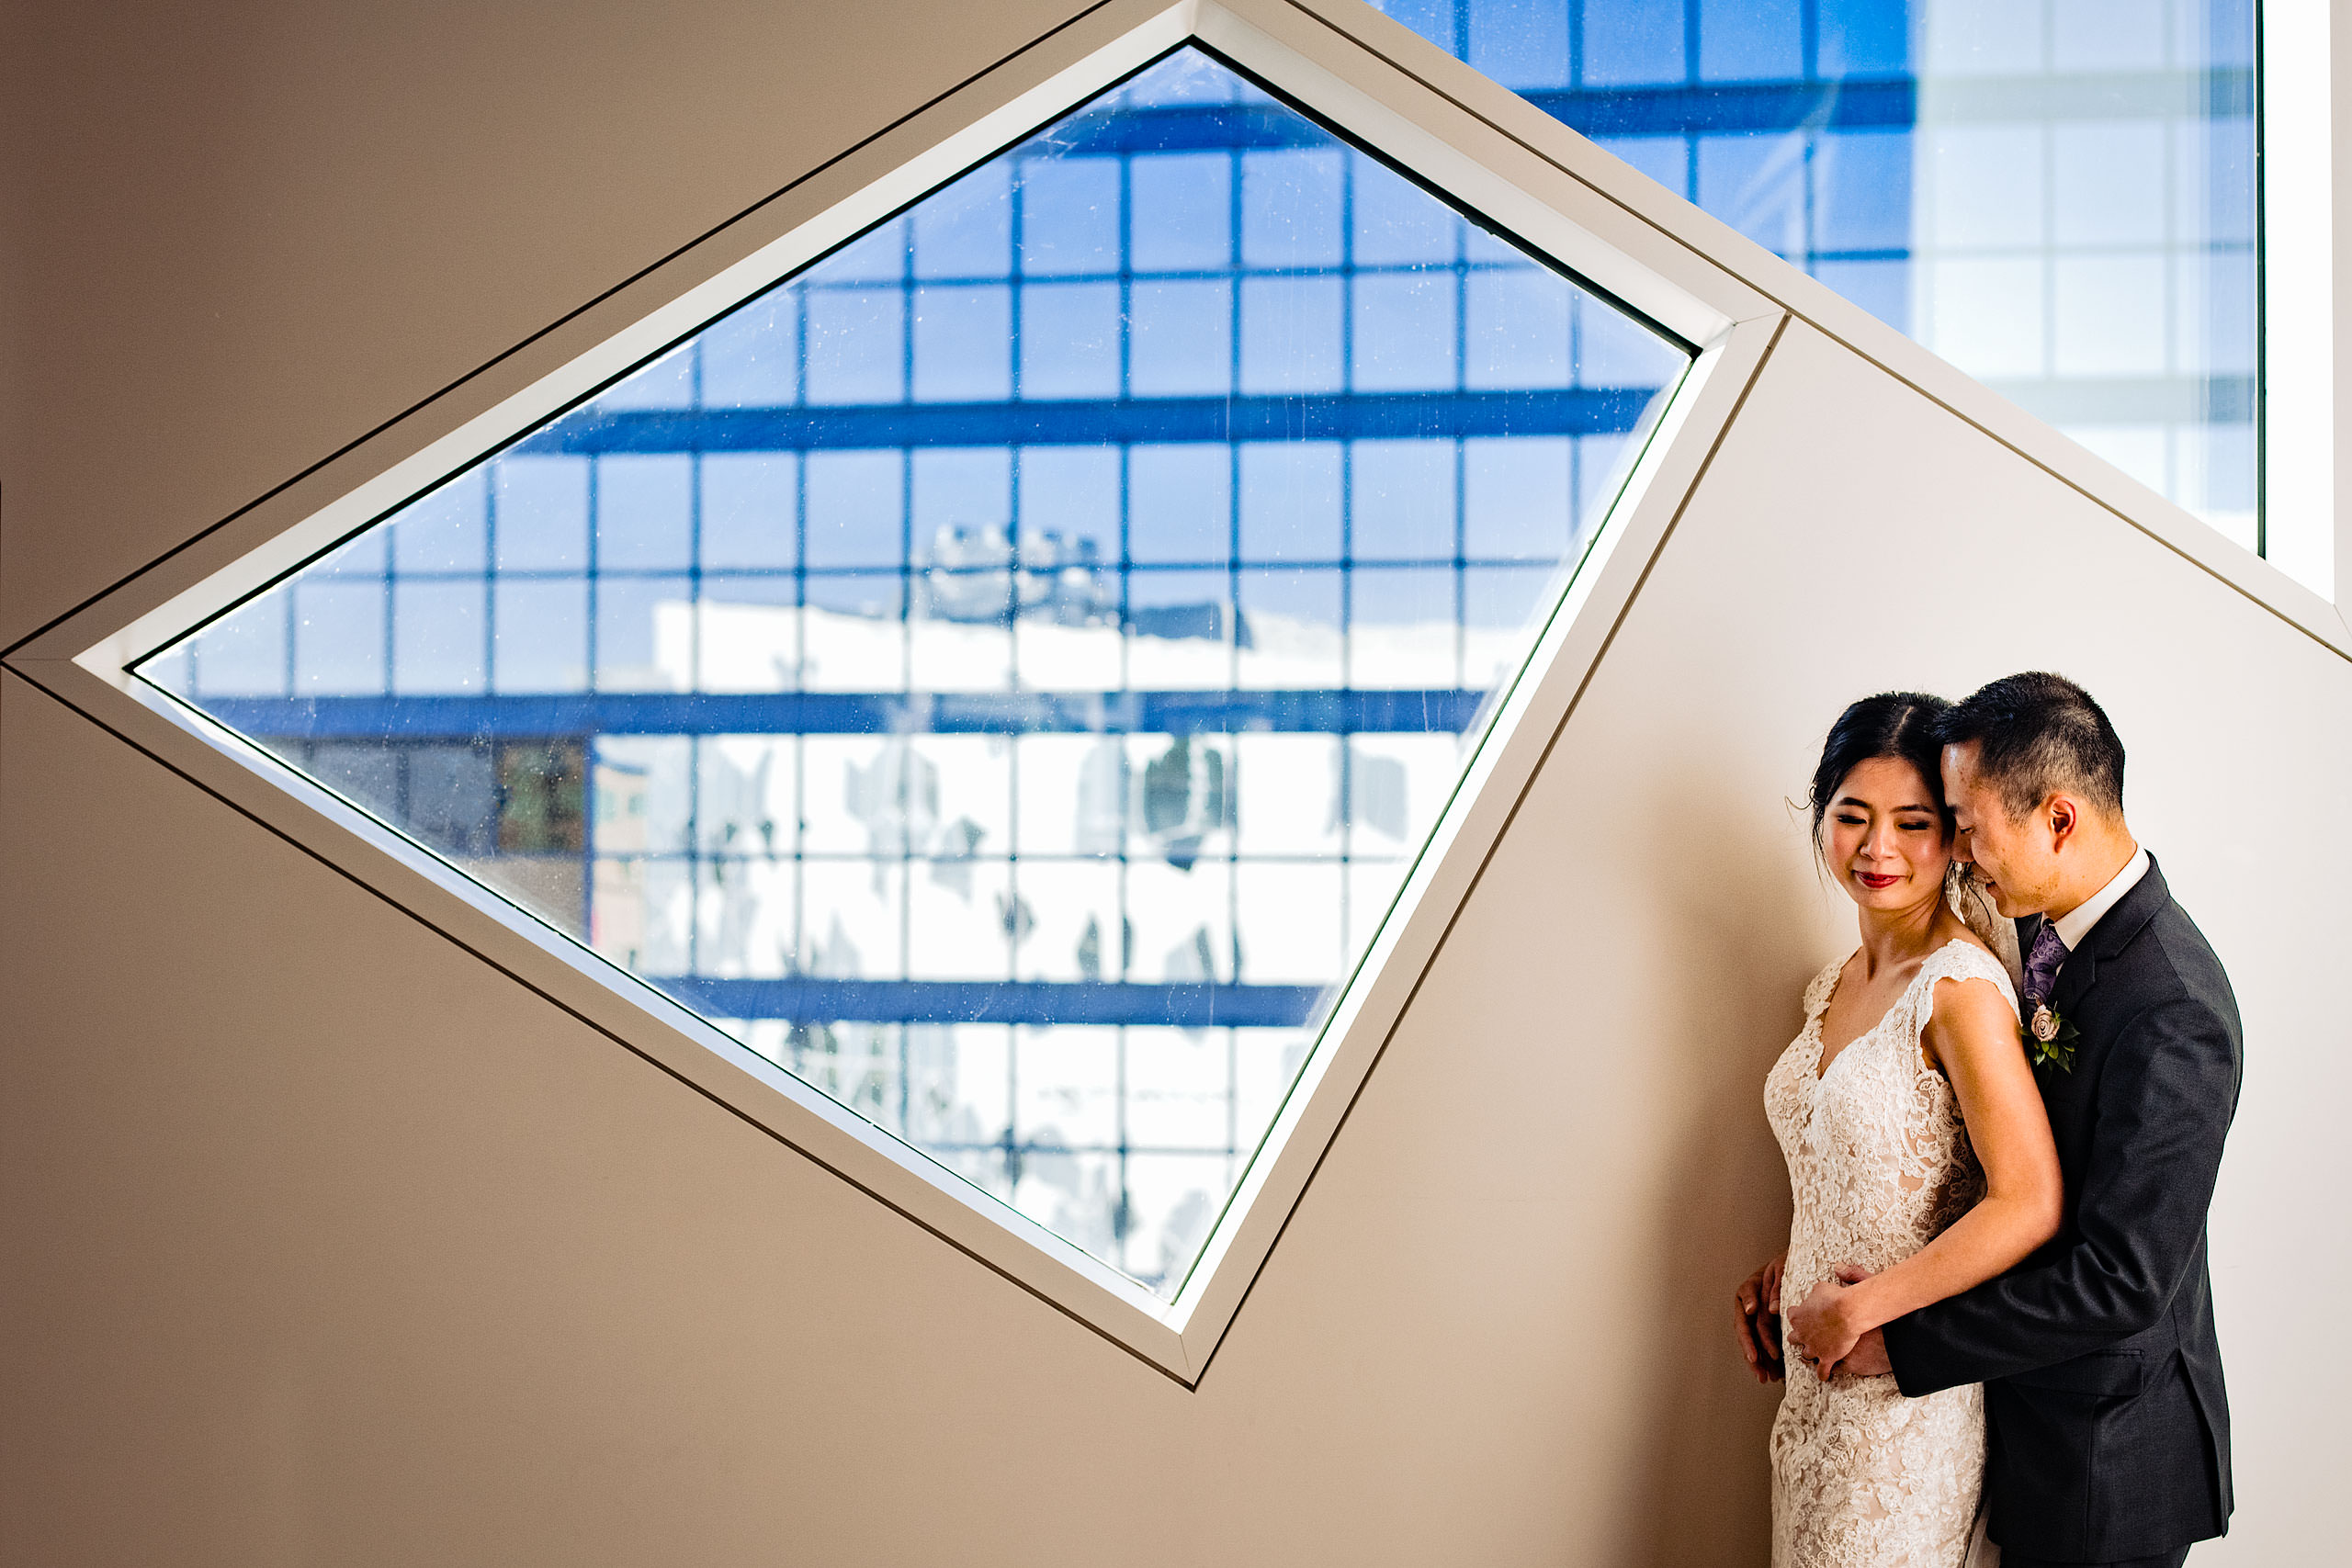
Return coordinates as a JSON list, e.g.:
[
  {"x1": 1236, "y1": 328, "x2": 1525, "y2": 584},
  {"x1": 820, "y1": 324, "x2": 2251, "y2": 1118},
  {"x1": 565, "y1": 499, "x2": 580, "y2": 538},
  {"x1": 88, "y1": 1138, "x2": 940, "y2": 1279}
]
[{"x1": 2022, "y1": 1004, "x2": 2080, "y2": 1073}]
